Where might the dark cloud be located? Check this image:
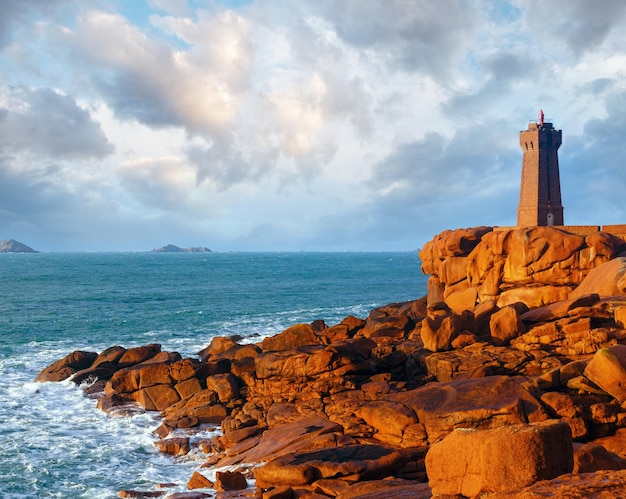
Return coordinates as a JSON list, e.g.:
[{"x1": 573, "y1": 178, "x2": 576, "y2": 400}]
[
  {"x1": 0, "y1": 86, "x2": 113, "y2": 159},
  {"x1": 482, "y1": 51, "x2": 528, "y2": 81},
  {"x1": 187, "y1": 140, "x2": 259, "y2": 189},
  {"x1": 523, "y1": 0, "x2": 626, "y2": 59},
  {"x1": 0, "y1": 159, "x2": 62, "y2": 221},
  {"x1": 0, "y1": 154, "x2": 213, "y2": 252},
  {"x1": 589, "y1": 78, "x2": 612, "y2": 95},
  {"x1": 313, "y1": 0, "x2": 479, "y2": 77},
  {"x1": 443, "y1": 51, "x2": 541, "y2": 117},
  {"x1": 0, "y1": 0, "x2": 67, "y2": 51},
  {"x1": 92, "y1": 70, "x2": 178, "y2": 128},
  {"x1": 559, "y1": 90, "x2": 626, "y2": 225},
  {"x1": 67, "y1": 12, "x2": 186, "y2": 130},
  {"x1": 371, "y1": 123, "x2": 518, "y2": 199},
  {"x1": 365, "y1": 121, "x2": 522, "y2": 243},
  {"x1": 0, "y1": 156, "x2": 97, "y2": 251}
]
